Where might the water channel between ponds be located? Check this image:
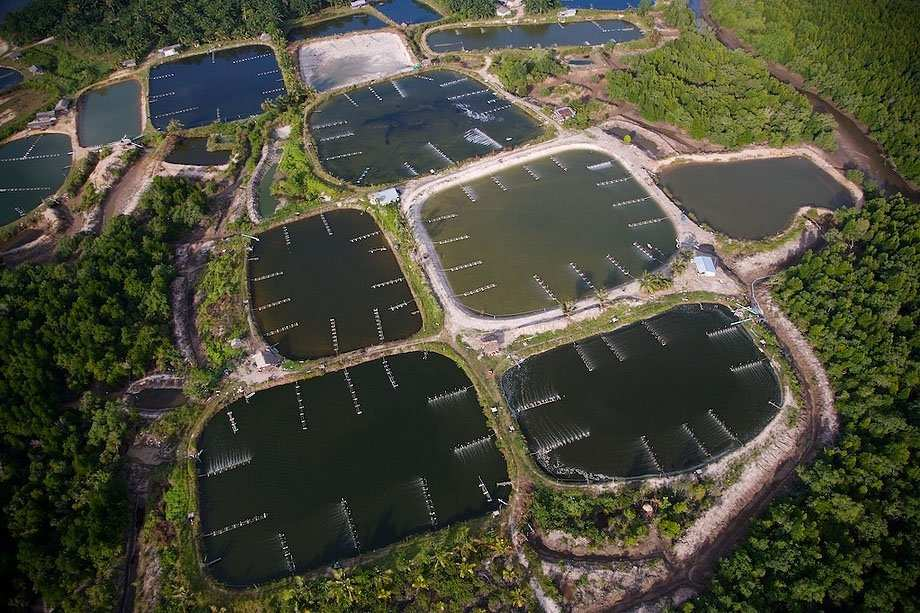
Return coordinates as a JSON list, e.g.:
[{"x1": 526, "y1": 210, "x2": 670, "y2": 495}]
[
  {"x1": 372, "y1": 0, "x2": 441, "y2": 25},
  {"x1": 164, "y1": 138, "x2": 231, "y2": 166},
  {"x1": 420, "y1": 147, "x2": 677, "y2": 316},
  {"x1": 256, "y1": 162, "x2": 279, "y2": 217},
  {"x1": 197, "y1": 351, "x2": 508, "y2": 585},
  {"x1": 310, "y1": 69, "x2": 541, "y2": 185},
  {"x1": 501, "y1": 303, "x2": 782, "y2": 481},
  {"x1": 287, "y1": 13, "x2": 388, "y2": 42},
  {"x1": 658, "y1": 156, "x2": 854, "y2": 240},
  {"x1": 148, "y1": 44, "x2": 286, "y2": 130},
  {"x1": 77, "y1": 79, "x2": 143, "y2": 147},
  {"x1": 426, "y1": 19, "x2": 643, "y2": 52},
  {"x1": 249, "y1": 209, "x2": 420, "y2": 359},
  {"x1": 0, "y1": 133, "x2": 71, "y2": 226}
]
